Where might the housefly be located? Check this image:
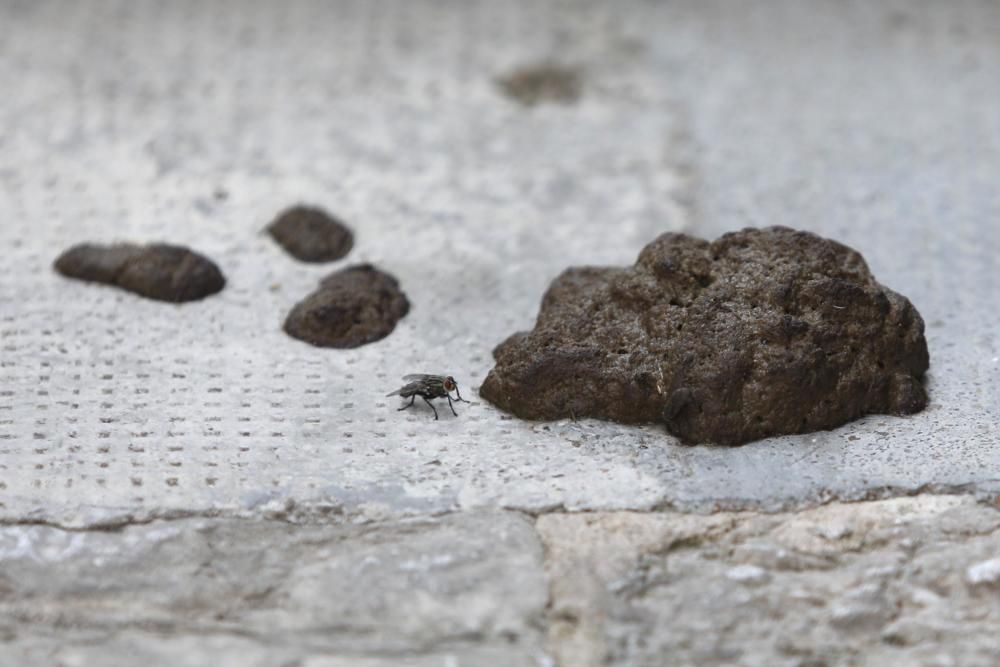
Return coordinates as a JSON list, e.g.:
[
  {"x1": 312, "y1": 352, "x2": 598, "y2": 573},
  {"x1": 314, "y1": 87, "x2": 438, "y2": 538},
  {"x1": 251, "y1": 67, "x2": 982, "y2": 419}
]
[{"x1": 388, "y1": 374, "x2": 470, "y2": 420}]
